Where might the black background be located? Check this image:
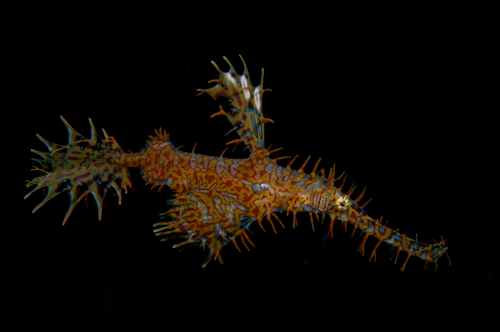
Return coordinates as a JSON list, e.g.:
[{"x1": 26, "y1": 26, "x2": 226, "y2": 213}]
[{"x1": 10, "y1": 2, "x2": 496, "y2": 331}]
